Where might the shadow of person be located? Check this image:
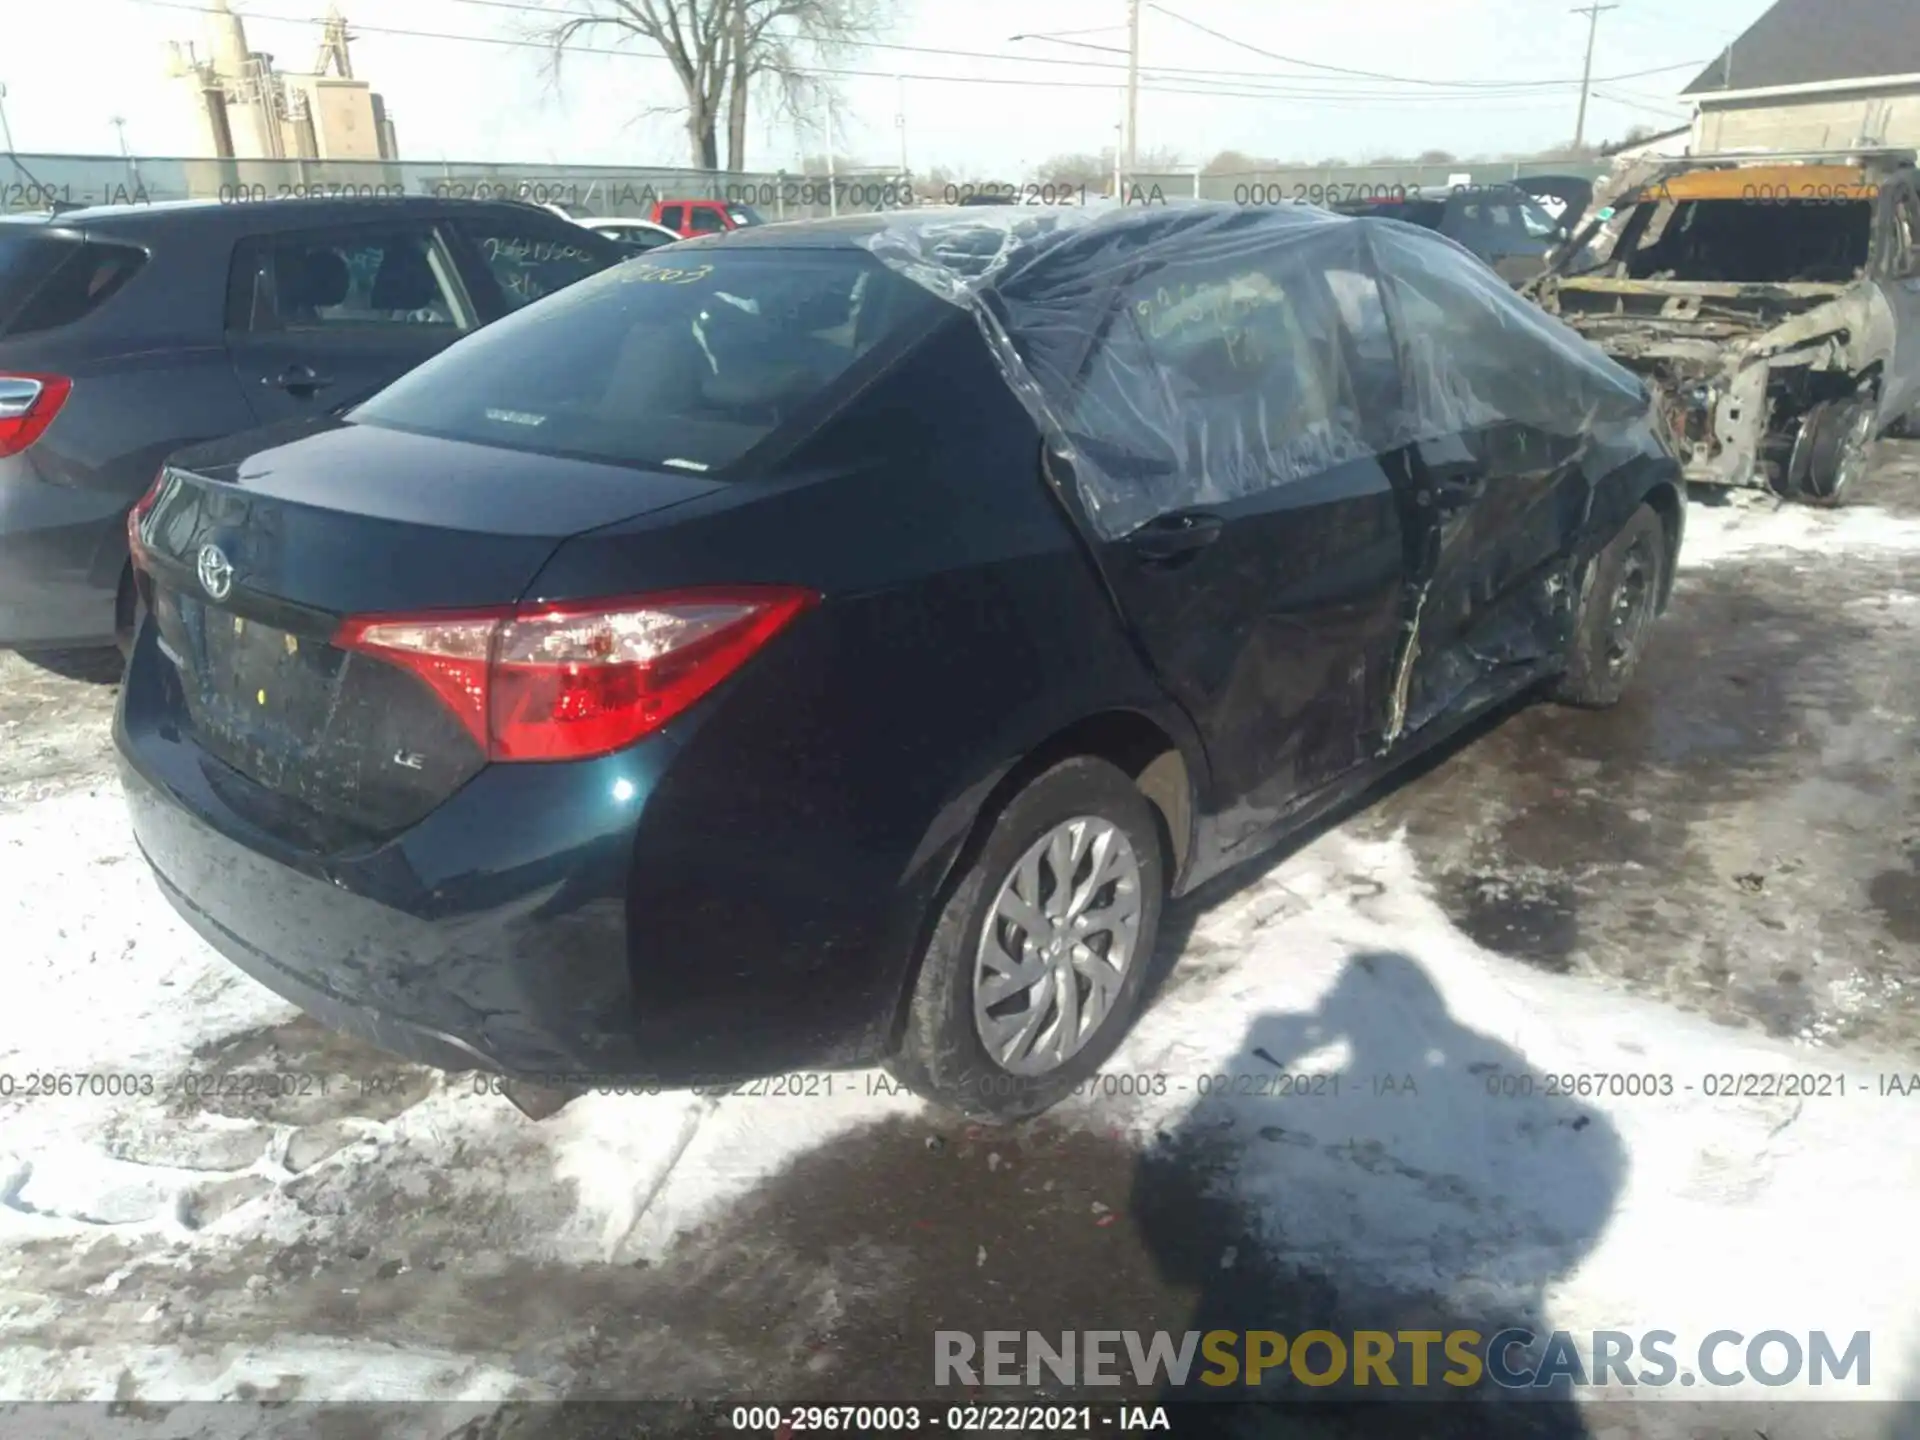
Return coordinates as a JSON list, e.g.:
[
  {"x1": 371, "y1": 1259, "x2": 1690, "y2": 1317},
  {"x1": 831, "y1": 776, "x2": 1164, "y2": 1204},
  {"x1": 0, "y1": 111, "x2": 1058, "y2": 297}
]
[{"x1": 1129, "y1": 950, "x2": 1625, "y2": 1439}]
